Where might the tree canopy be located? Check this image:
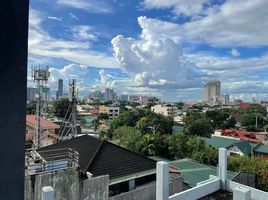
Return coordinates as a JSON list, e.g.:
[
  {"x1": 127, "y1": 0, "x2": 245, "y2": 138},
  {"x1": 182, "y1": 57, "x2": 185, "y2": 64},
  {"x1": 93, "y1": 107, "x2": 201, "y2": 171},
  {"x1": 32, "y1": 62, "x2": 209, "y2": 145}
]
[
  {"x1": 110, "y1": 109, "x2": 173, "y2": 135},
  {"x1": 52, "y1": 98, "x2": 71, "y2": 118}
]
